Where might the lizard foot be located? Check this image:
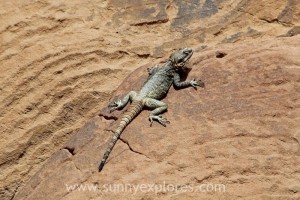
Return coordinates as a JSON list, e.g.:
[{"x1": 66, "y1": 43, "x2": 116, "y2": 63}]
[
  {"x1": 190, "y1": 79, "x2": 205, "y2": 88},
  {"x1": 108, "y1": 100, "x2": 122, "y2": 113},
  {"x1": 149, "y1": 115, "x2": 170, "y2": 127}
]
